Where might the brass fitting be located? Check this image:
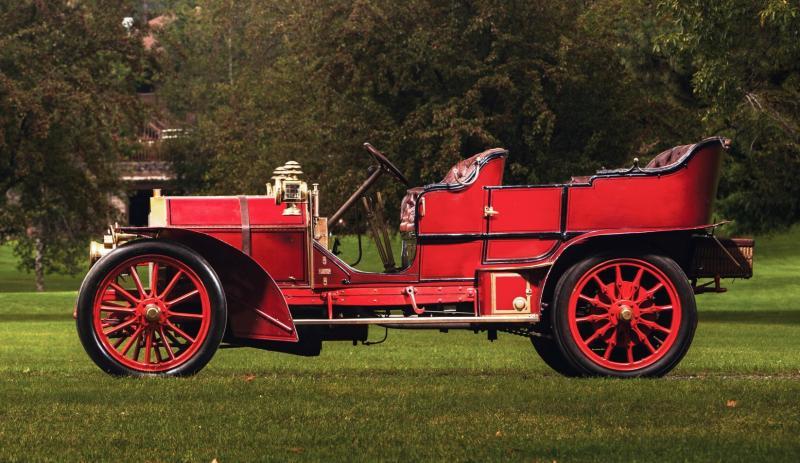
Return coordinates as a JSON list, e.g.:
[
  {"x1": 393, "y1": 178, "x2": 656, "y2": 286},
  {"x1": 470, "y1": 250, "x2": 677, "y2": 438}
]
[
  {"x1": 89, "y1": 240, "x2": 112, "y2": 265},
  {"x1": 512, "y1": 296, "x2": 528, "y2": 311},
  {"x1": 88, "y1": 224, "x2": 138, "y2": 266},
  {"x1": 619, "y1": 305, "x2": 633, "y2": 321}
]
